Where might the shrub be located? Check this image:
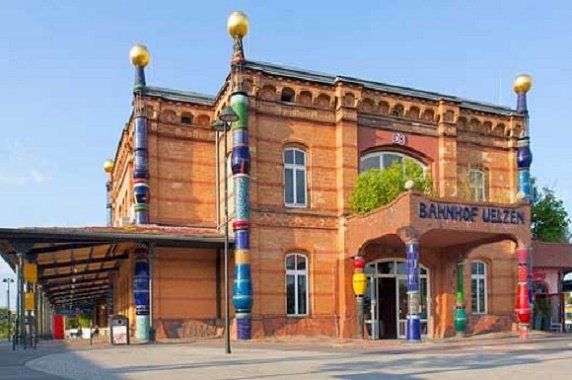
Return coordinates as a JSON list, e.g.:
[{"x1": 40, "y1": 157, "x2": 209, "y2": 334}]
[{"x1": 350, "y1": 160, "x2": 433, "y2": 214}]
